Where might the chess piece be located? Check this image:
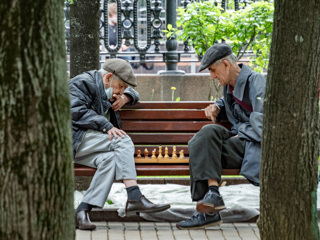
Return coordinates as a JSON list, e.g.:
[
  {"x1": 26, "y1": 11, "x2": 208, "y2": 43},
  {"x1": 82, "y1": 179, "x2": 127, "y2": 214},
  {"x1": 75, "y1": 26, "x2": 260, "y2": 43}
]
[
  {"x1": 179, "y1": 150, "x2": 185, "y2": 159},
  {"x1": 164, "y1": 146, "x2": 170, "y2": 159},
  {"x1": 158, "y1": 145, "x2": 163, "y2": 160},
  {"x1": 172, "y1": 146, "x2": 178, "y2": 159},
  {"x1": 144, "y1": 148, "x2": 149, "y2": 159},
  {"x1": 137, "y1": 150, "x2": 141, "y2": 159},
  {"x1": 151, "y1": 149, "x2": 157, "y2": 160}
]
